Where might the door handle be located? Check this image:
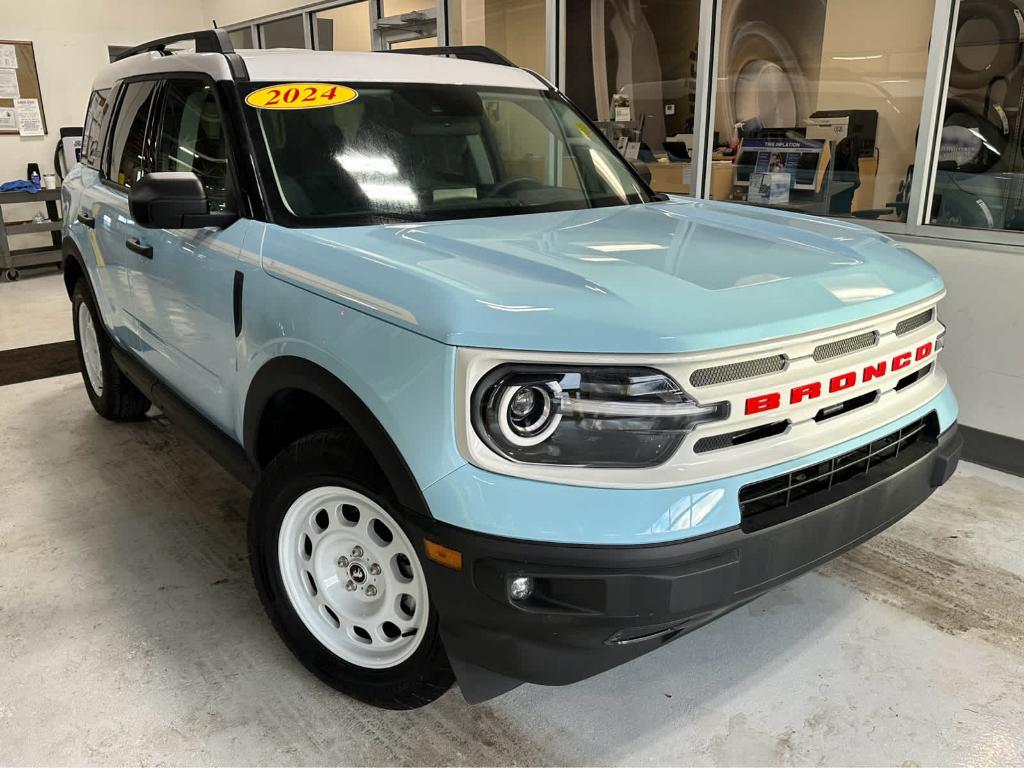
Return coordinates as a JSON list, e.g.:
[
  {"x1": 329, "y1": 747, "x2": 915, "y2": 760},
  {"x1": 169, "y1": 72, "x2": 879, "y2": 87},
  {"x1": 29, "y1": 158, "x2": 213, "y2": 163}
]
[
  {"x1": 77, "y1": 211, "x2": 95, "y2": 228},
  {"x1": 125, "y1": 237, "x2": 153, "y2": 259}
]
